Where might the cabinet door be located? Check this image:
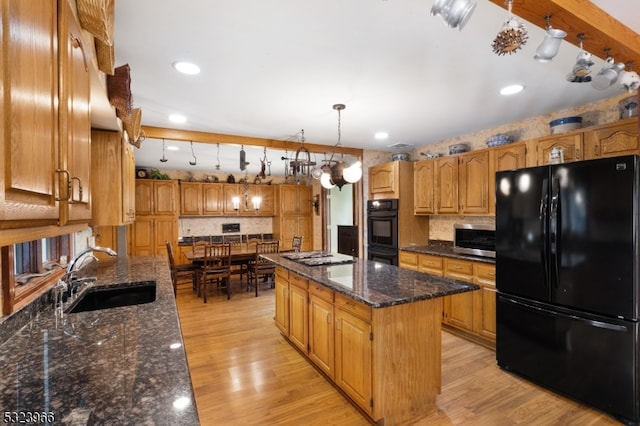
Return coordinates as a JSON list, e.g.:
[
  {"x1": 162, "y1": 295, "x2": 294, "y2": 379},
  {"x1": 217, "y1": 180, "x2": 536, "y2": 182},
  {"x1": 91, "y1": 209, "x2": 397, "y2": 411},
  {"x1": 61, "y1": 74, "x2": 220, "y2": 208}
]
[
  {"x1": 537, "y1": 133, "x2": 583, "y2": 164},
  {"x1": 435, "y1": 157, "x2": 458, "y2": 213},
  {"x1": 413, "y1": 160, "x2": 435, "y2": 214},
  {"x1": 154, "y1": 216, "x2": 177, "y2": 255},
  {"x1": 459, "y1": 151, "x2": 489, "y2": 214},
  {"x1": 135, "y1": 180, "x2": 154, "y2": 215},
  {"x1": 58, "y1": 0, "x2": 91, "y2": 224},
  {"x1": 0, "y1": 0, "x2": 59, "y2": 223},
  {"x1": 474, "y1": 263, "x2": 496, "y2": 341},
  {"x1": 489, "y1": 142, "x2": 526, "y2": 214},
  {"x1": 279, "y1": 185, "x2": 300, "y2": 216},
  {"x1": 289, "y1": 277, "x2": 309, "y2": 353},
  {"x1": 154, "y1": 181, "x2": 178, "y2": 215},
  {"x1": 130, "y1": 216, "x2": 155, "y2": 256},
  {"x1": 123, "y1": 140, "x2": 136, "y2": 223},
  {"x1": 442, "y1": 292, "x2": 474, "y2": 331},
  {"x1": 584, "y1": 119, "x2": 639, "y2": 159},
  {"x1": 274, "y1": 272, "x2": 290, "y2": 335},
  {"x1": 369, "y1": 163, "x2": 396, "y2": 195},
  {"x1": 202, "y1": 184, "x2": 223, "y2": 215},
  {"x1": 335, "y1": 307, "x2": 373, "y2": 414},
  {"x1": 180, "y1": 183, "x2": 202, "y2": 216},
  {"x1": 309, "y1": 291, "x2": 335, "y2": 378}
]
